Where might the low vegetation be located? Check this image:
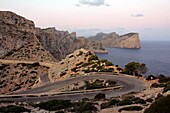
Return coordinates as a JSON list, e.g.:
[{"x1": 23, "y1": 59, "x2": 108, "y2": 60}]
[
  {"x1": 146, "y1": 75, "x2": 157, "y2": 80},
  {"x1": 94, "y1": 93, "x2": 106, "y2": 100},
  {"x1": 33, "y1": 99, "x2": 97, "y2": 113},
  {"x1": 144, "y1": 95, "x2": 170, "y2": 113},
  {"x1": 34, "y1": 100, "x2": 73, "y2": 111},
  {"x1": 118, "y1": 106, "x2": 143, "y2": 112},
  {"x1": 117, "y1": 98, "x2": 133, "y2": 106},
  {"x1": 85, "y1": 79, "x2": 116, "y2": 90},
  {"x1": 101, "y1": 99, "x2": 120, "y2": 109},
  {"x1": 149, "y1": 74, "x2": 170, "y2": 93},
  {"x1": 0, "y1": 105, "x2": 30, "y2": 113},
  {"x1": 70, "y1": 55, "x2": 118, "y2": 74},
  {"x1": 71, "y1": 101, "x2": 97, "y2": 113},
  {"x1": 101, "y1": 95, "x2": 147, "y2": 109}
]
